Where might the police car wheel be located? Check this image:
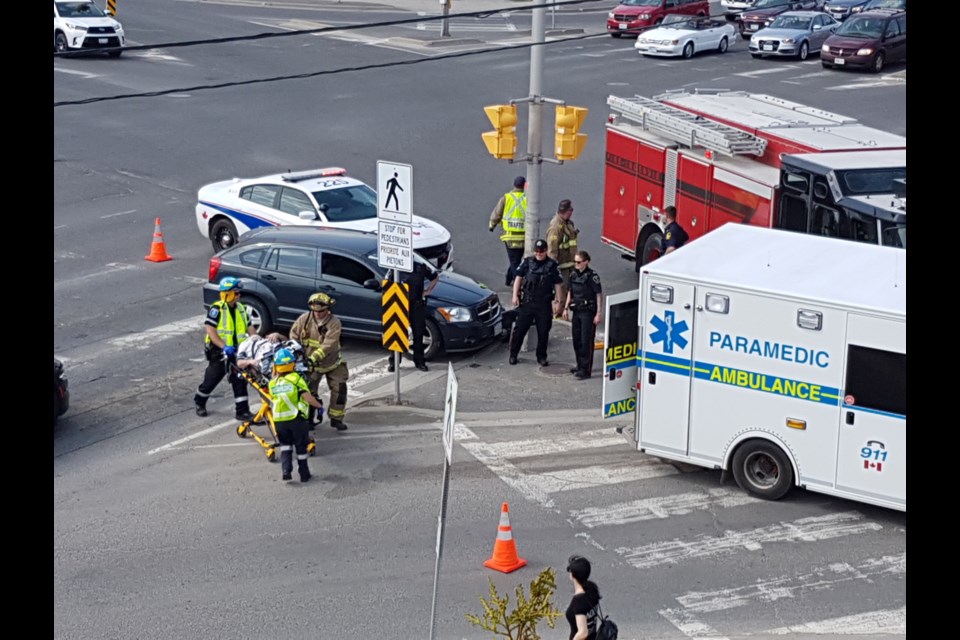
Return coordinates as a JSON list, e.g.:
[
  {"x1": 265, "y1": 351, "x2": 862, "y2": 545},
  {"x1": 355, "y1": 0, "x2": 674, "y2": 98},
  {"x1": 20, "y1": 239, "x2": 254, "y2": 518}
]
[
  {"x1": 731, "y1": 440, "x2": 793, "y2": 501},
  {"x1": 211, "y1": 219, "x2": 239, "y2": 253},
  {"x1": 242, "y1": 296, "x2": 273, "y2": 335}
]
